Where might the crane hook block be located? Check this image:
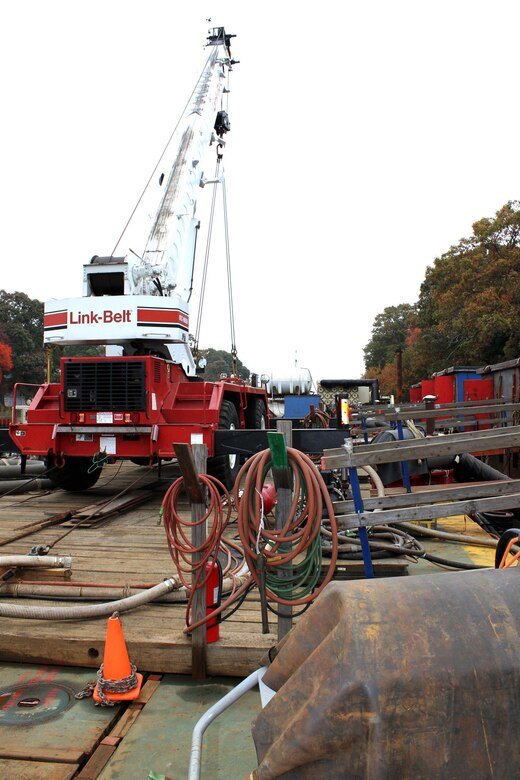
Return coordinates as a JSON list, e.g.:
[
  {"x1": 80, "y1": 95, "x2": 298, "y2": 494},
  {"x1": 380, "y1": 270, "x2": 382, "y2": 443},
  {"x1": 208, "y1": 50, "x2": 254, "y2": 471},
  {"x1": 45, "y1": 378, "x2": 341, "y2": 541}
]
[{"x1": 215, "y1": 111, "x2": 231, "y2": 137}]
